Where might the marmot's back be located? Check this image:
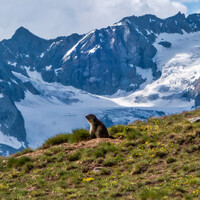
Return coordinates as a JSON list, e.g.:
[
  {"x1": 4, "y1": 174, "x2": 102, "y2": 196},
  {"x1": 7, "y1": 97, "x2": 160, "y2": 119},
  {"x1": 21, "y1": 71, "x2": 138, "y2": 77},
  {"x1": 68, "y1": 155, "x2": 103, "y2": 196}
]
[{"x1": 85, "y1": 114, "x2": 109, "y2": 138}]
